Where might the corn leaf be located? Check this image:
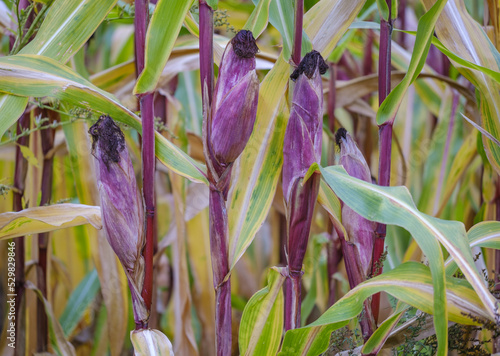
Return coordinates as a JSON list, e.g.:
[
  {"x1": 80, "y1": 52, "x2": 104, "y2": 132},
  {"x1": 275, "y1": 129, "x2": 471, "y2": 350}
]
[
  {"x1": 26, "y1": 281, "x2": 77, "y2": 356},
  {"x1": 244, "y1": 0, "x2": 272, "y2": 39},
  {"x1": 0, "y1": 204, "x2": 101, "y2": 240},
  {"x1": 59, "y1": 269, "x2": 100, "y2": 337},
  {"x1": 0, "y1": 0, "x2": 118, "y2": 138},
  {"x1": 445, "y1": 221, "x2": 500, "y2": 275},
  {"x1": 422, "y1": 0, "x2": 500, "y2": 174},
  {"x1": 130, "y1": 329, "x2": 173, "y2": 356},
  {"x1": 377, "y1": 0, "x2": 447, "y2": 125},
  {"x1": 280, "y1": 262, "x2": 490, "y2": 355},
  {"x1": 134, "y1": 0, "x2": 192, "y2": 94},
  {"x1": 0, "y1": 54, "x2": 208, "y2": 184},
  {"x1": 239, "y1": 267, "x2": 285, "y2": 356},
  {"x1": 361, "y1": 305, "x2": 406, "y2": 355},
  {"x1": 321, "y1": 165, "x2": 498, "y2": 354}
]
